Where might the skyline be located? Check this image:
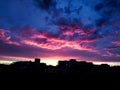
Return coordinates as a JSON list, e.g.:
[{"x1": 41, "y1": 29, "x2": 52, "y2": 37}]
[
  {"x1": 1, "y1": 58, "x2": 120, "y2": 66},
  {"x1": 0, "y1": 0, "x2": 120, "y2": 65}
]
